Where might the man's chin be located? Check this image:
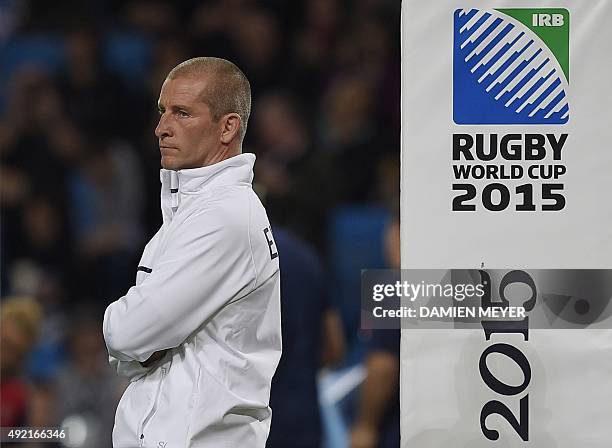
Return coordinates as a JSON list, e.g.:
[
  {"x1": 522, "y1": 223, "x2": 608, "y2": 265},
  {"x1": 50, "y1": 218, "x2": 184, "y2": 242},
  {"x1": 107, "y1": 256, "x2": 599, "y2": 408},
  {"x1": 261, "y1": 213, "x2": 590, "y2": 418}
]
[{"x1": 161, "y1": 156, "x2": 179, "y2": 170}]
